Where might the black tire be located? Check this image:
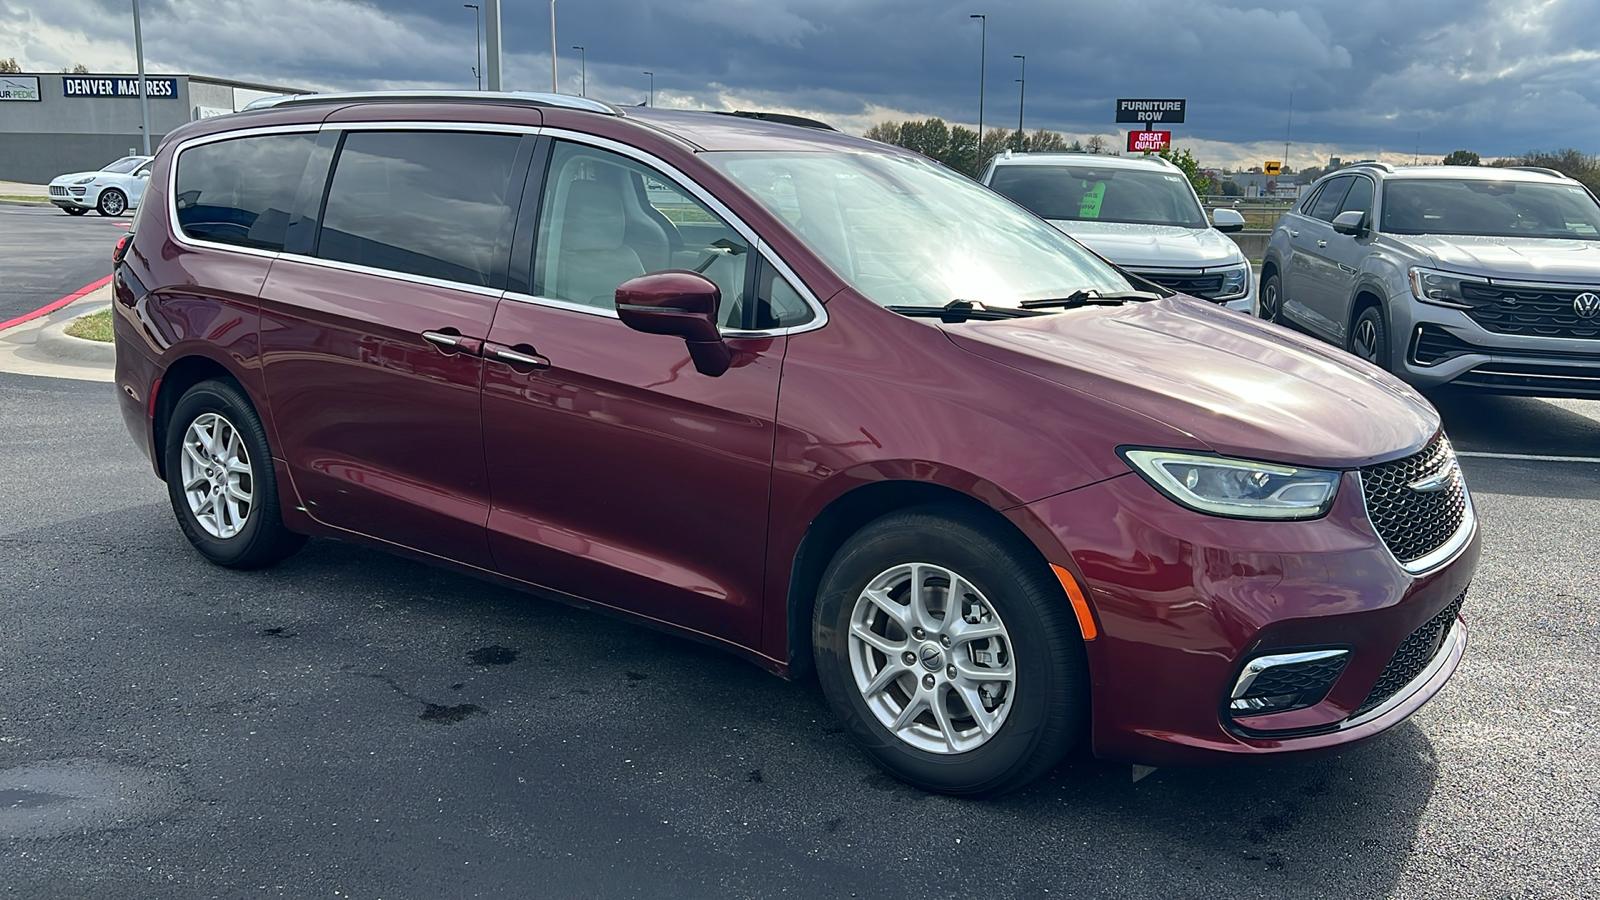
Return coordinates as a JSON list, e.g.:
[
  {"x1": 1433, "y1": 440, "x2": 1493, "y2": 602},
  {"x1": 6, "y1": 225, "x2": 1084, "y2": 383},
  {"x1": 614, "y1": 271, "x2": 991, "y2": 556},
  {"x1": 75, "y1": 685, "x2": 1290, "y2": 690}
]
[
  {"x1": 64, "y1": 207, "x2": 89, "y2": 216},
  {"x1": 1259, "y1": 271, "x2": 1284, "y2": 323},
  {"x1": 96, "y1": 189, "x2": 127, "y2": 217},
  {"x1": 164, "y1": 379, "x2": 306, "y2": 569},
  {"x1": 813, "y1": 505, "x2": 1088, "y2": 797},
  {"x1": 1349, "y1": 305, "x2": 1390, "y2": 371}
]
